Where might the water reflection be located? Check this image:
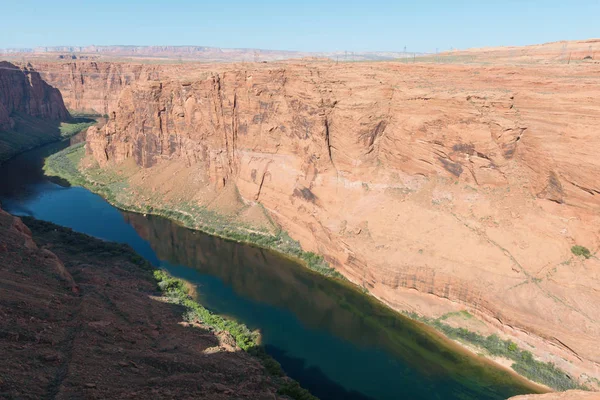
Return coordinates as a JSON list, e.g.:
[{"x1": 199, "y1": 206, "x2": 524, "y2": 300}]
[
  {"x1": 123, "y1": 212, "x2": 536, "y2": 400},
  {"x1": 0, "y1": 133, "x2": 84, "y2": 202}
]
